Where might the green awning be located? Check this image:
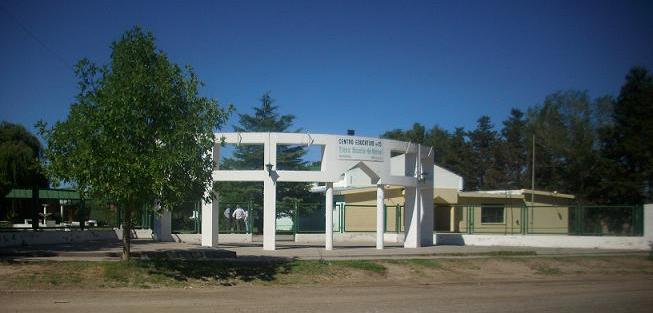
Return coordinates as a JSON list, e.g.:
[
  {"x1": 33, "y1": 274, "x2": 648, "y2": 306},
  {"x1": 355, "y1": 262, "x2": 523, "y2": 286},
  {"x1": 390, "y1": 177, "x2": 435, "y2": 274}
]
[{"x1": 4, "y1": 188, "x2": 82, "y2": 200}]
